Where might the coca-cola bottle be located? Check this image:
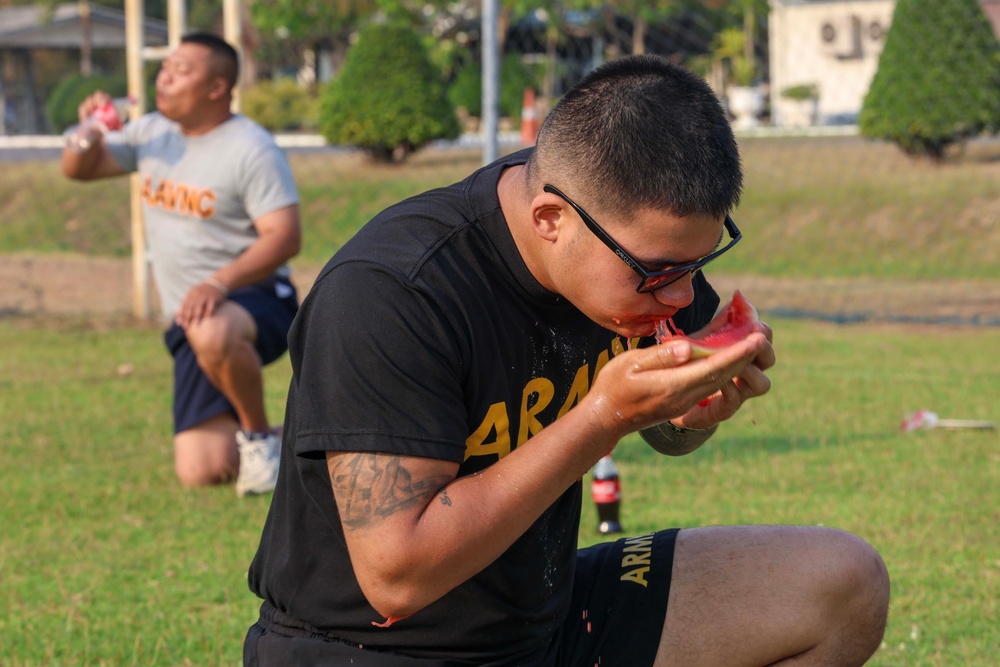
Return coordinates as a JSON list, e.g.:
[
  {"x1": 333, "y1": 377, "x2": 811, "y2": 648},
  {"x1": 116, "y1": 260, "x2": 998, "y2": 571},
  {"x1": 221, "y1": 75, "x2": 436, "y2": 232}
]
[
  {"x1": 591, "y1": 454, "x2": 623, "y2": 535},
  {"x1": 65, "y1": 96, "x2": 135, "y2": 154}
]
